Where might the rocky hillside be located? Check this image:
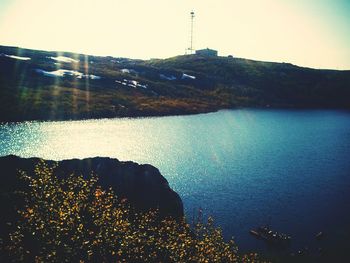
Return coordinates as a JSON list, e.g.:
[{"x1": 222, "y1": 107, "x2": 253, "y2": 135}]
[
  {"x1": 0, "y1": 155, "x2": 183, "y2": 221},
  {"x1": 0, "y1": 45, "x2": 349, "y2": 122}
]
